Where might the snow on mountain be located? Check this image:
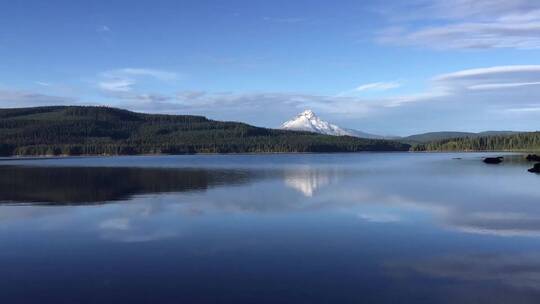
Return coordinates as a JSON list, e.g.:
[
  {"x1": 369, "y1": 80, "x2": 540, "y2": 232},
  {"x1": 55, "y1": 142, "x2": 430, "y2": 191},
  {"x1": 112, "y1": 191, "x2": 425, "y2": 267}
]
[
  {"x1": 281, "y1": 110, "x2": 350, "y2": 136},
  {"x1": 280, "y1": 110, "x2": 388, "y2": 139}
]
